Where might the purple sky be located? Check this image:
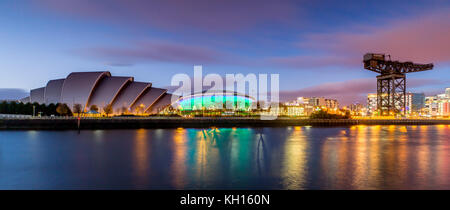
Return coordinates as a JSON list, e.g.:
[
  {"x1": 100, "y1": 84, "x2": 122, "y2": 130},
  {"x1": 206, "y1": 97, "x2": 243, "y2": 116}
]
[{"x1": 1, "y1": 0, "x2": 449, "y2": 105}]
